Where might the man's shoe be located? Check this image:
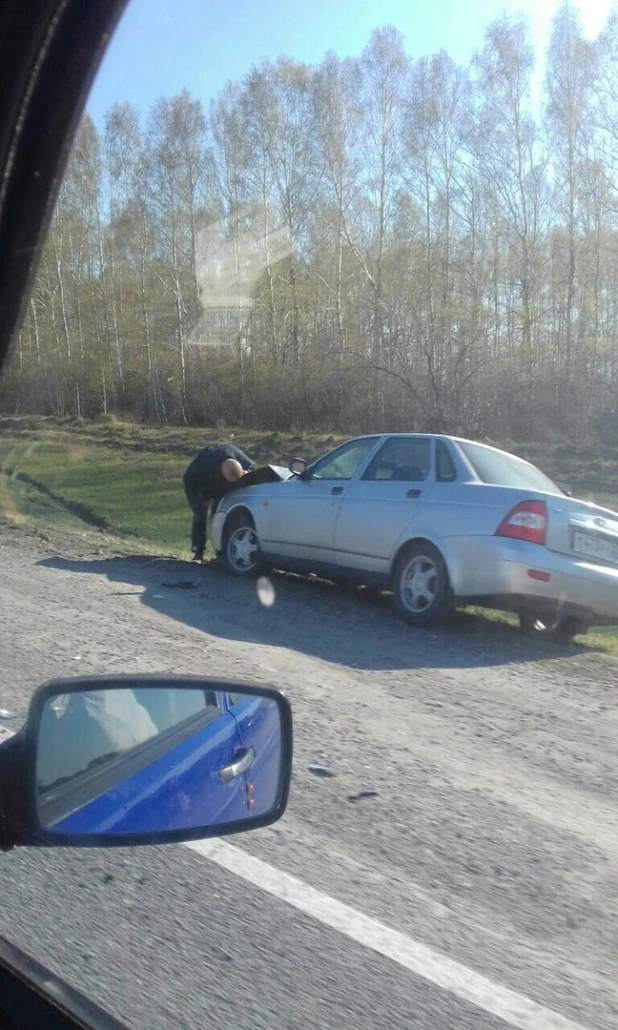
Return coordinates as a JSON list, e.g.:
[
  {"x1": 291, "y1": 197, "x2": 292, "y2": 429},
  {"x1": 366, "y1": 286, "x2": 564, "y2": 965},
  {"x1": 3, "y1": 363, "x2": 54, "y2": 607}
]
[{"x1": 191, "y1": 549, "x2": 204, "y2": 563}]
